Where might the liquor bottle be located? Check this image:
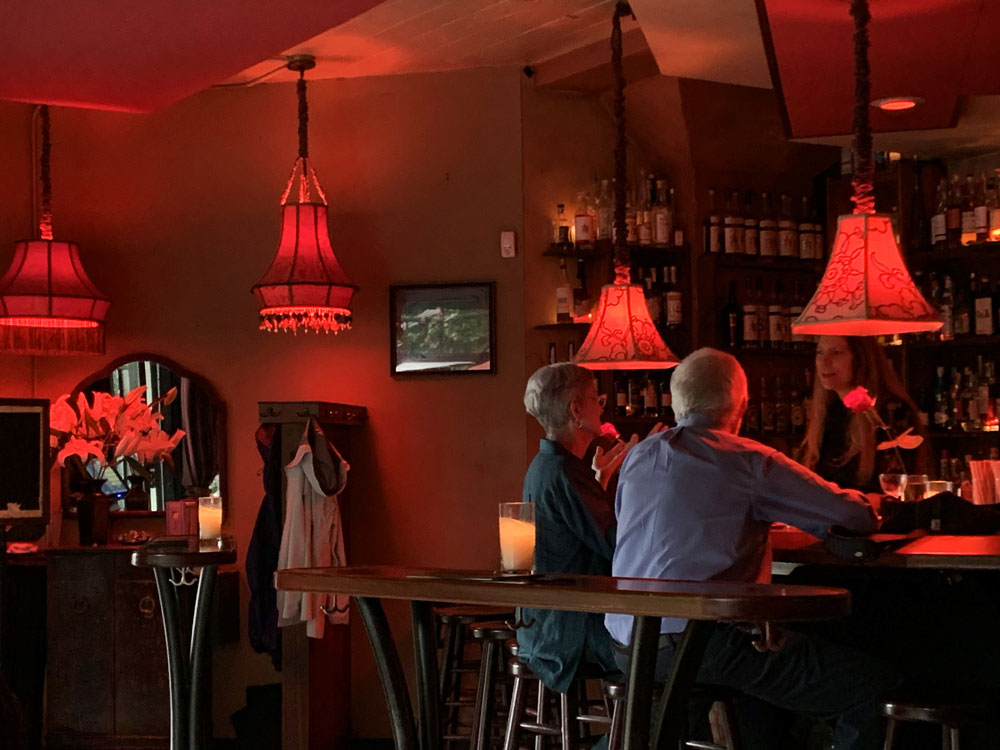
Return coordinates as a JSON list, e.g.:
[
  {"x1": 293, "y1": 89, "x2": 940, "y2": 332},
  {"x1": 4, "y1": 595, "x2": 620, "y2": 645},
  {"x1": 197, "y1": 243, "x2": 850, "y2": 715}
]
[
  {"x1": 930, "y1": 178, "x2": 947, "y2": 250},
  {"x1": 644, "y1": 270, "x2": 662, "y2": 328},
  {"x1": 790, "y1": 380, "x2": 805, "y2": 435},
  {"x1": 932, "y1": 366, "x2": 949, "y2": 431},
  {"x1": 659, "y1": 372, "x2": 674, "y2": 424},
  {"x1": 953, "y1": 275, "x2": 970, "y2": 337},
  {"x1": 628, "y1": 374, "x2": 643, "y2": 417},
  {"x1": 759, "y1": 191, "x2": 778, "y2": 258},
  {"x1": 574, "y1": 191, "x2": 595, "y2": 248},
  {"x1": 755, "y1": 277, "x2": 768, "y2": 347},
  {"x1": 743, "y1": 190, "x2": 759, "y2": 256},
  {"x1": 798, "y1": 196, "x2": 813, "y2": 259},
  {"x1": 670, "y1": 188, "x2": 683, "y2": 247},
  {"x1": 614, "y1": 374, "x2": 628, "y2": 417},
  {"x1": 990, "y1": 170, "x2": 1000, "y2": 242},
  {"x1": 939, "y1": 274, "x2": 955, "y2": 341},
  {"x1": 966, "y1": 272, "x2": 980, "y2": 338},
  {"x1": 778, "y1": 193, "x2": 798, "y2": 258},
  {"x1": 740, "y1": 278, "x2": 758, "y2": 349},
  {"x1": 723, "y1": 189, "x2": 743, "y2": 254},
  {"x1": 555, "y1": 258, "x2": 572, "y2": 323},
  {"x1": 963, "y1": 367, "x2": 980, "y2": 431},
  {"x1": 665, "y1": 266, "x2": 683, "y2": 329},
  {"x1": 961, "y1": 175, "x2": 977, "y2": 246},
  {"x1": 597, "y1": 179, "x2": 613, "y2": 241},
  {"x1": 768, "y1": 279, "x2": 785, "y2": 349},
  {"x1": 643, "y1": 372, "x2": 659, "y2": 417},
  {"x1": 573, "y1": 258, "x2": 590, "y2": 319},
  {"x1": 946, "y1": 174, "x2": 962, "y2": 249},
  {"x1": 548, "y1": 342, "x2": 558, "y2": 365},
  {"x1": 975, "y1": 275, "x2": 994, "y2": 336},
  {"x1": 788, "y1": 279, "x2": 805, "y2": 349},
  {"x1": 704, "y1": 188, "x2": 722, "y2": 254},
  {"x1": 760, "y1": 377, "x2": 776, "y2": 433},
  {"x1": 975, "y1": 173, "x2": 989, "y2": 243},
  {"x1": 625, "y1": 183, "x2": 638, "y2": 243},
  {"x1": 722, "y1": 280, "x2": 741, "y2": 349},
  {"x1": 949, "y1": 367, "x2": 964, "y2": 429},
  {"x1": 553, "y1": 203, "x2": 571, "y2": 247},
  {"x1": 567, "y1": 341, "x2": 576, "y2": 361},
  {"x1": 637, "y1": 175, "x2": 653, "y2": 246},
  {"x1": 653, "y1": 179, "x2": 672, "y2": 246},
  {"x1": 977, "y1": 355, "x2": 991, "y2": 427},
  {"x1": 909, "y1": 164, "x2": 927, "y2": 256},
  {"x1": 774, "y1": 376, "x2": 791, "y2": 434}
]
